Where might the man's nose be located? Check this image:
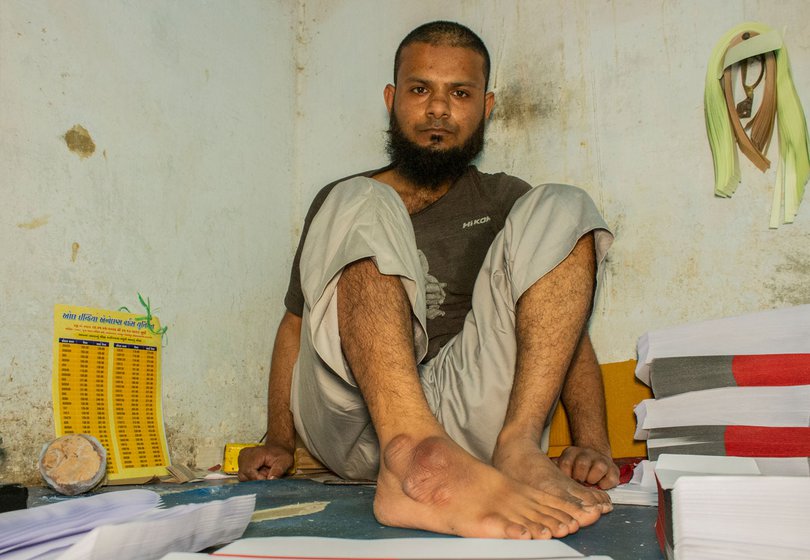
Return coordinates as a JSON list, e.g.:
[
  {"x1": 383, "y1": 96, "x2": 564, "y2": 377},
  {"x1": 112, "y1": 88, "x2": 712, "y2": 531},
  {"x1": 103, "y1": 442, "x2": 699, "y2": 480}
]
[{"x1": 426, "y1": 92, "x2": 450, "y2": 119}]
